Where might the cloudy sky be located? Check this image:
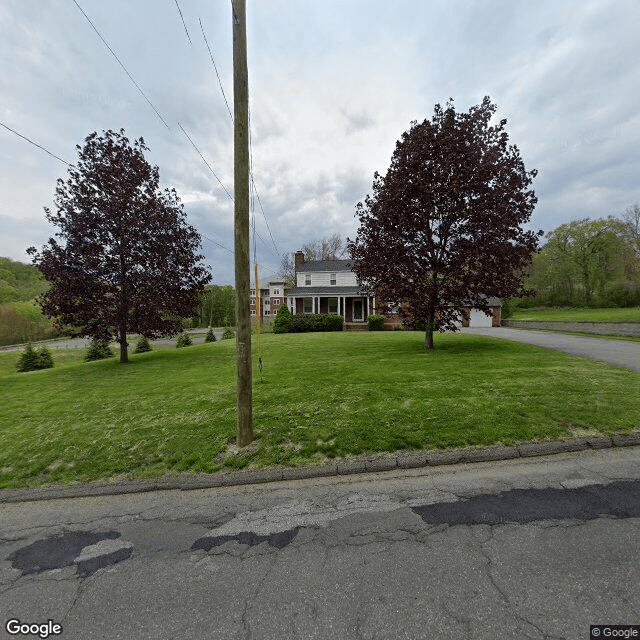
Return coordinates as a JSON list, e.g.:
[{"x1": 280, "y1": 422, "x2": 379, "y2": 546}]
[{"x1": 1, "y1": 0, "x2": 639, "y2": 284}]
